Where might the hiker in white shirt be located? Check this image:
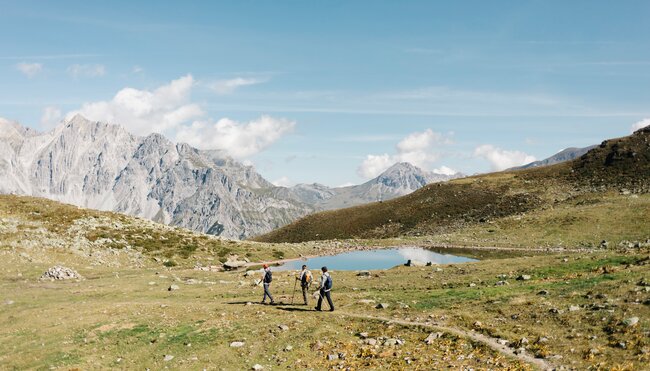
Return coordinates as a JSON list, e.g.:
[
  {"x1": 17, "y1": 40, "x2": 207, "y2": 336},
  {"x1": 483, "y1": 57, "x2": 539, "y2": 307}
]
[{"x1": 315, "y1": 266, "x2": 334, "y2": 311}]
